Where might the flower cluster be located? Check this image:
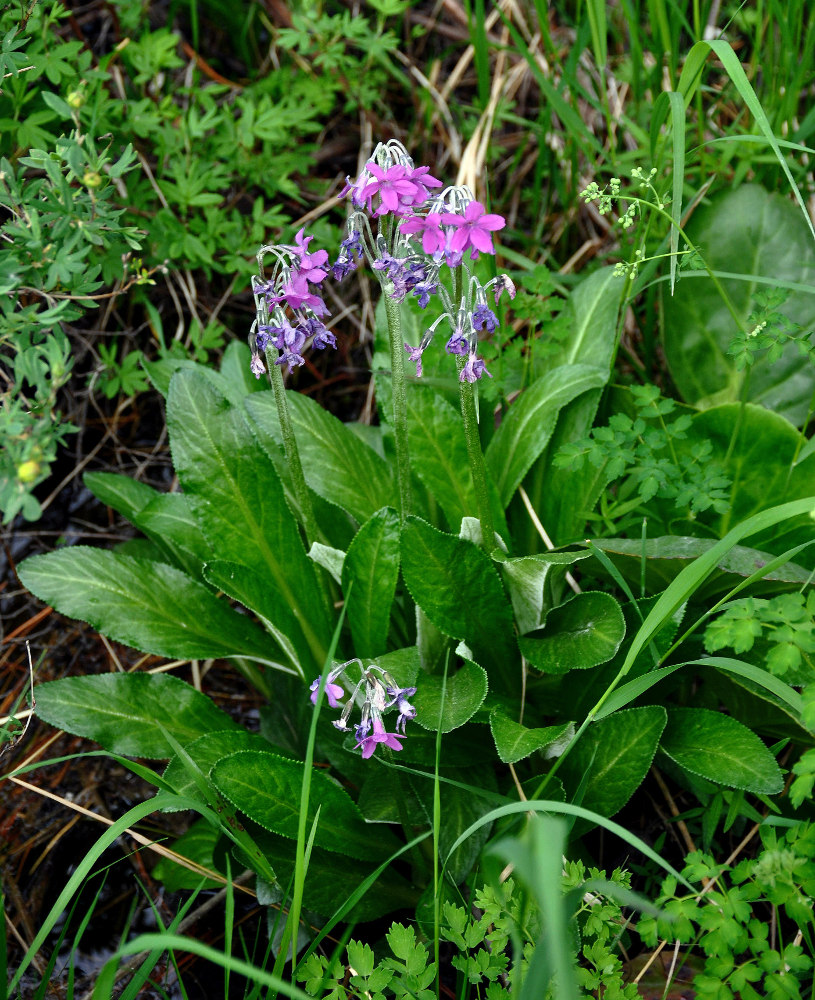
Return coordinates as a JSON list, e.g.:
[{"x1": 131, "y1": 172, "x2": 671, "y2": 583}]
[
  {"x1": 309, "y1": 659, "x2": 417, "y2": 759},
  {"x1": 333, "y1": 141, "x2": 513, "y2": 383},
  {"x1": 250, "y1": 228, "x2": 335, "y2": 376}
]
